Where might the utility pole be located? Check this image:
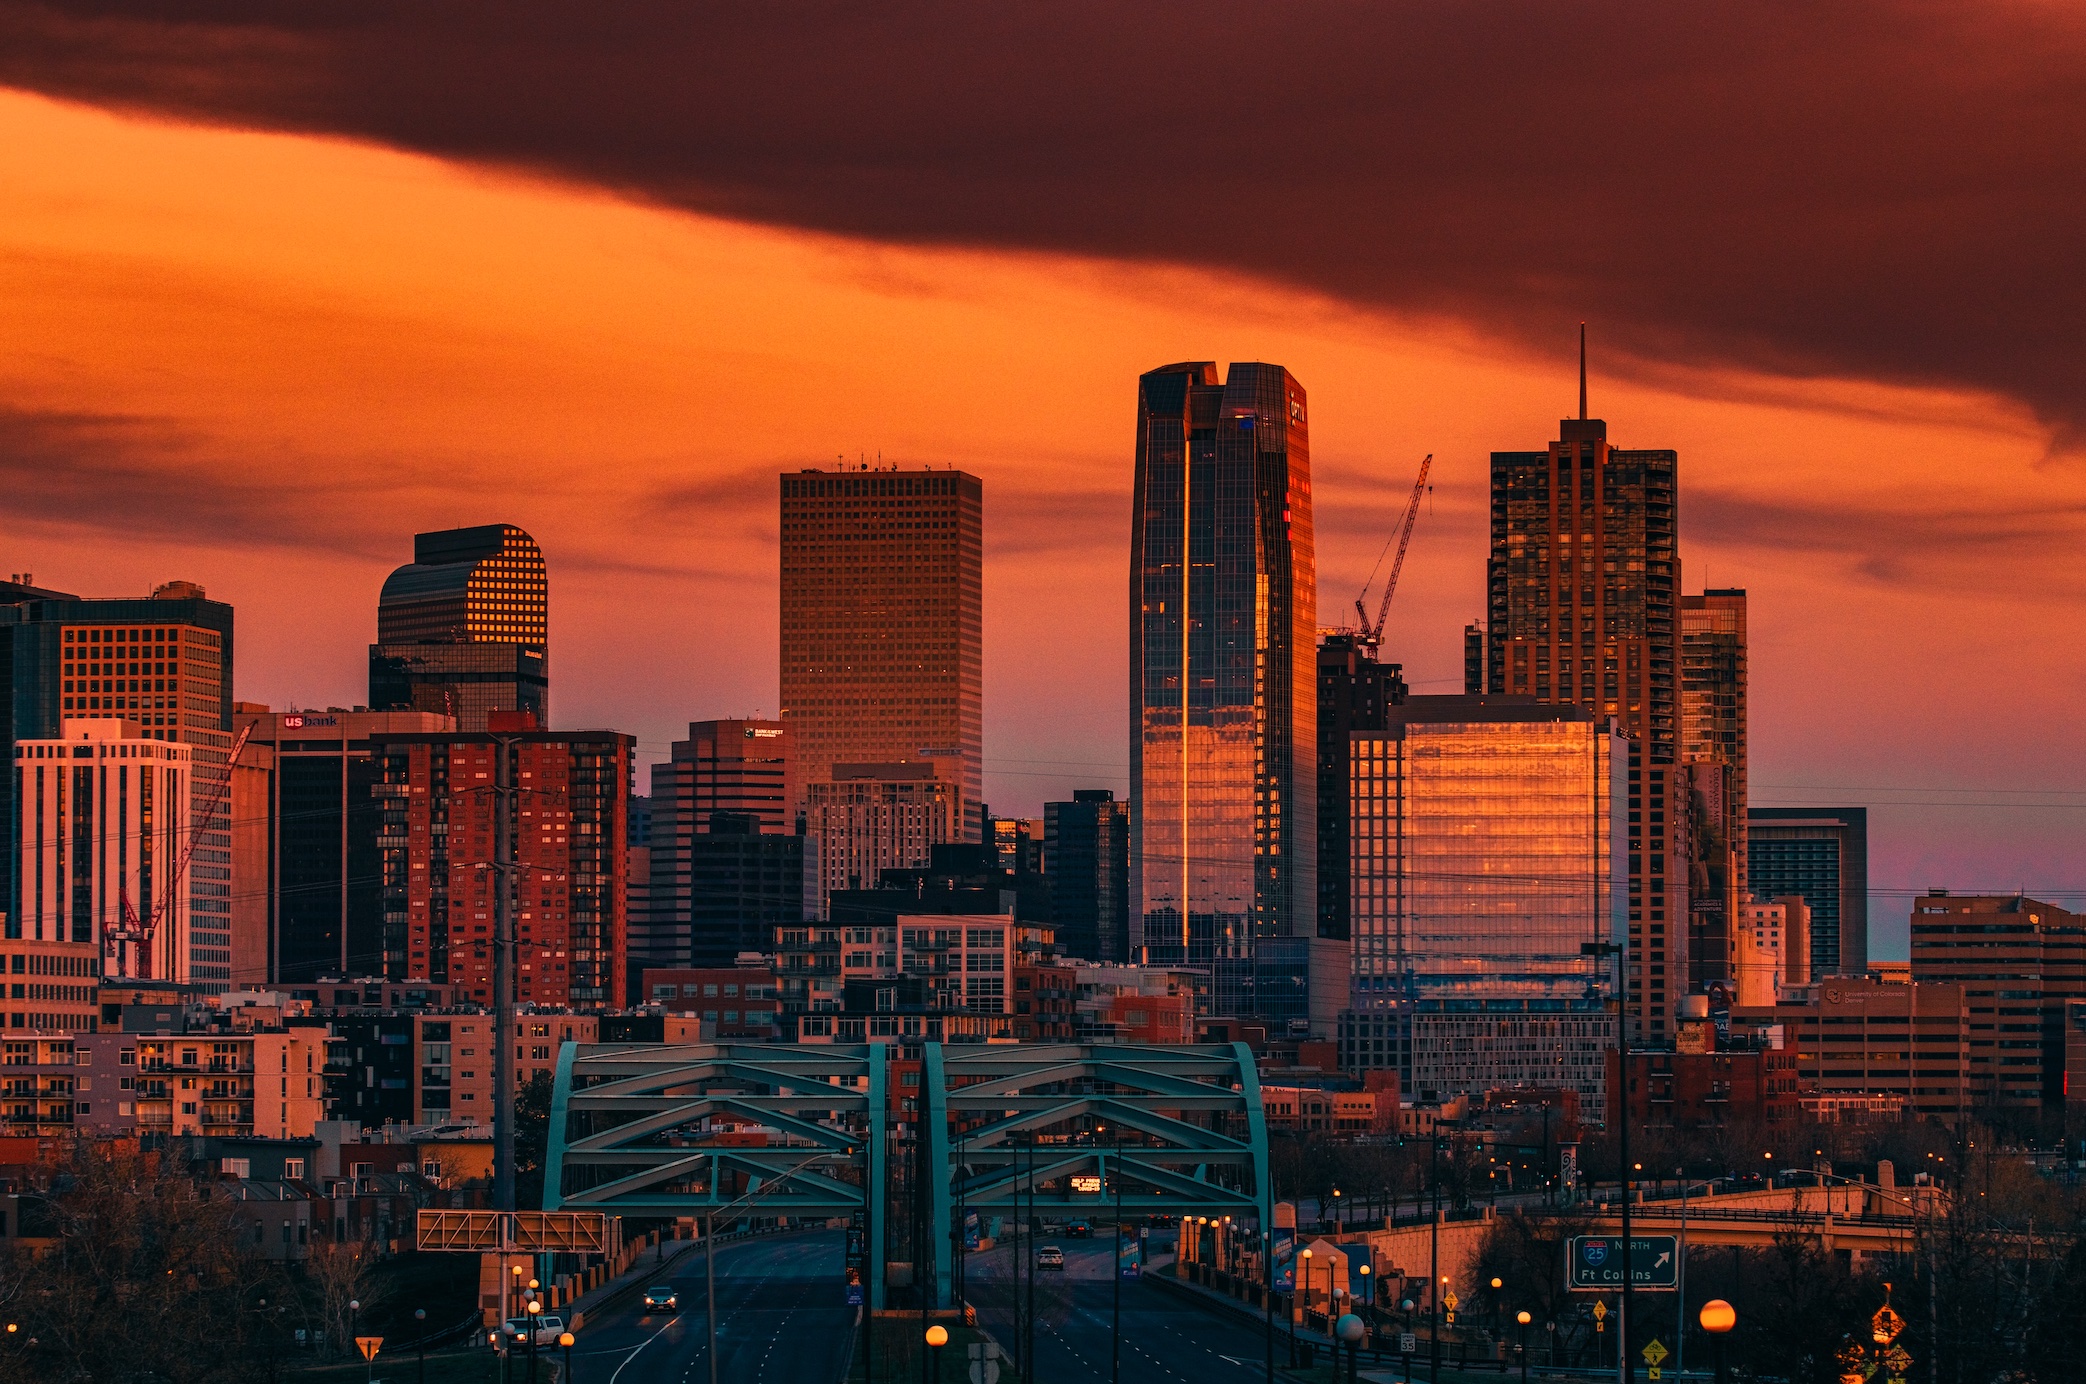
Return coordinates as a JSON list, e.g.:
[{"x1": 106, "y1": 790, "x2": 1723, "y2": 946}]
[
  {"x1": 1429, "y1": 1134, "x2": 1441, "y2": 1384},
  {"x1": 494, "y1": 735, "x2": 517, "y2": 1214},
  {"x1": 1584, "y1": 940, "x2": 1631, "y2": 1384}
]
